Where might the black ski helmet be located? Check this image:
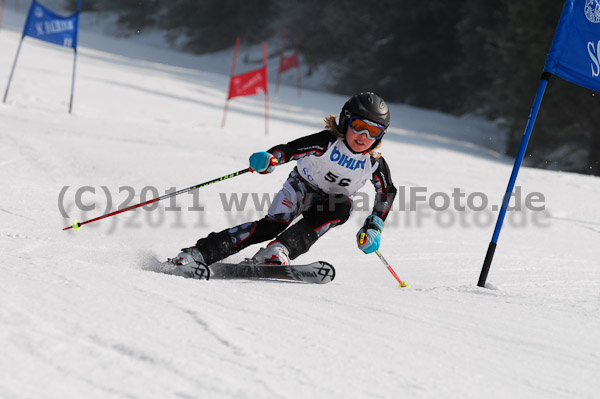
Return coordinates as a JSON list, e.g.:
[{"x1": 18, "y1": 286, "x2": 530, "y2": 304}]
[{"x1": 339, "y1": 92, "x2": 390, "y2": 150}]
